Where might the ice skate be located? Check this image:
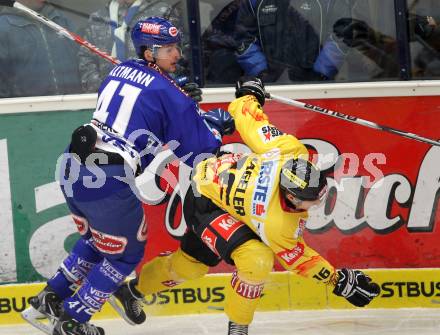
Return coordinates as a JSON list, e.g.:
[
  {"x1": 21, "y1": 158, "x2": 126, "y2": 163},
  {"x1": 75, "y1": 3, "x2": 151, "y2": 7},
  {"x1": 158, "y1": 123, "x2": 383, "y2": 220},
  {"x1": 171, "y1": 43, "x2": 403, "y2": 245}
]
[
  {"x1": 53, "y1": 311, "x2": 104, "y2": 335},
  {"x1": 108, "y1": 279, "x2": 146, "y2": 325},
  {"x1": 228, "y1": 321, "x2": 248, "y2": 335},
  {"x1": 21, "y1": 285, "x2": 62, "y2": 334}
]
